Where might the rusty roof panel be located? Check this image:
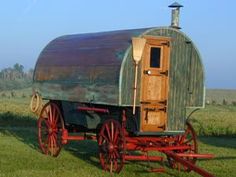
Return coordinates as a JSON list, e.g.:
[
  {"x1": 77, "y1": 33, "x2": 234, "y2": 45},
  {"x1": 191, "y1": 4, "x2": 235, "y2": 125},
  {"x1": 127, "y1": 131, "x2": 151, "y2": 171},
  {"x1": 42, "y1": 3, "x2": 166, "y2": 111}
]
[
  {"x1": 33, "y1": 28, "x2": 150, "y2": 104},
  {"x1": 35, "y1": 28, "x2": 149, "y2": 68}
]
